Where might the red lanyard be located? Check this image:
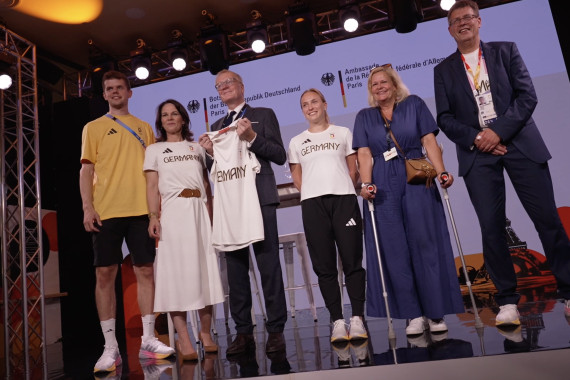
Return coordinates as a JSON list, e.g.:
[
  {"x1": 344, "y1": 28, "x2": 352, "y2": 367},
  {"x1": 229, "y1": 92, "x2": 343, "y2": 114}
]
[{"x1": 461, "y1": 48, "x2": 482, "y2": 92}]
